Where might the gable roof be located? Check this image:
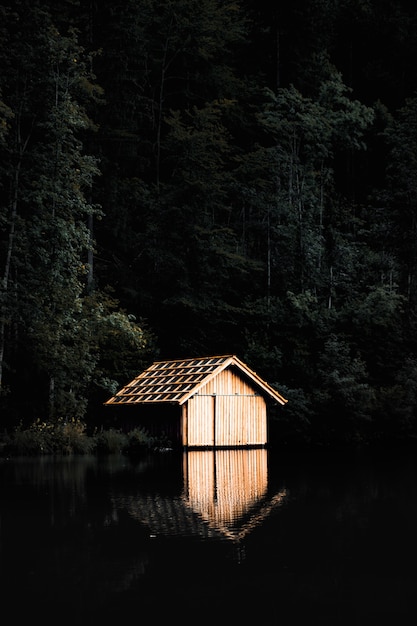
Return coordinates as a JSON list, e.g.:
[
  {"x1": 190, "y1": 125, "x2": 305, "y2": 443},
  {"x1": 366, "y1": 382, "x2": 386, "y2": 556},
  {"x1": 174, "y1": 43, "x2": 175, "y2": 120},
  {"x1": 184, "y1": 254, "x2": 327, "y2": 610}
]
[{"x1": 105, "y1": 354, "x2": 287, "y2": 407}]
